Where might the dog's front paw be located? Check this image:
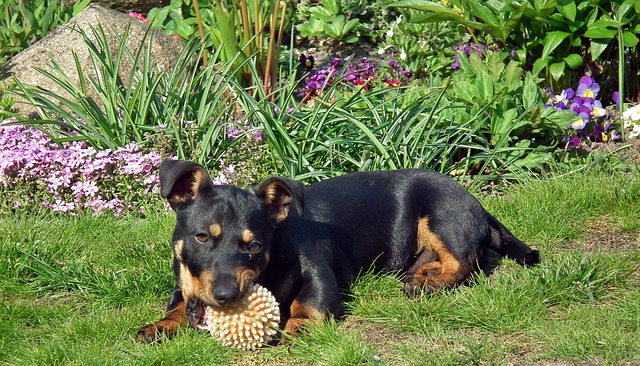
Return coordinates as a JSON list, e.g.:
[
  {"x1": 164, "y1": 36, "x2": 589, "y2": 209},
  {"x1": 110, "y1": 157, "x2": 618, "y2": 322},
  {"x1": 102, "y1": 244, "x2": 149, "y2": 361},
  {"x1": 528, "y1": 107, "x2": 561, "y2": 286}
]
[
  {"x1": 279, "y1": 317, "x2": 315, "y2": 342},
  {"x1": 135, "y1": 320, "x2": 180, "y2": 343},
  {"x1": 136, "y1": 324, "x2": 160, "y2": 343}
]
